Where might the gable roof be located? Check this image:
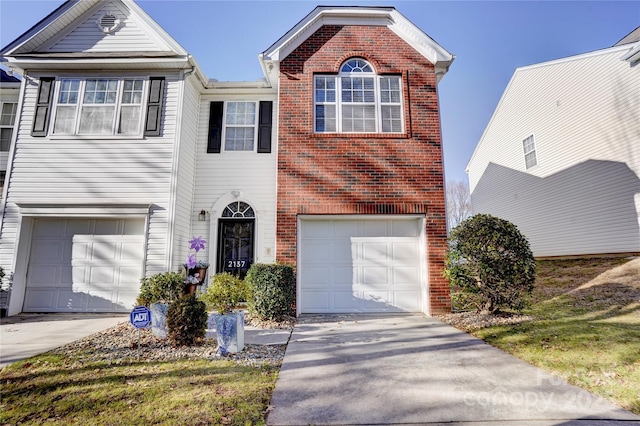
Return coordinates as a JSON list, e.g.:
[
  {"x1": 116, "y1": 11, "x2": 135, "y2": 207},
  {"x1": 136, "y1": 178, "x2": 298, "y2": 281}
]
[
  {"x1": 259, "y1": 6, "x2": 454, "y2": 85},
  {"x1": 0, "y1": 69, "x2": 21, "y2": 84},
  {"x1": 0, "y1": 0, "x2": 195, "y2": 73}
]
